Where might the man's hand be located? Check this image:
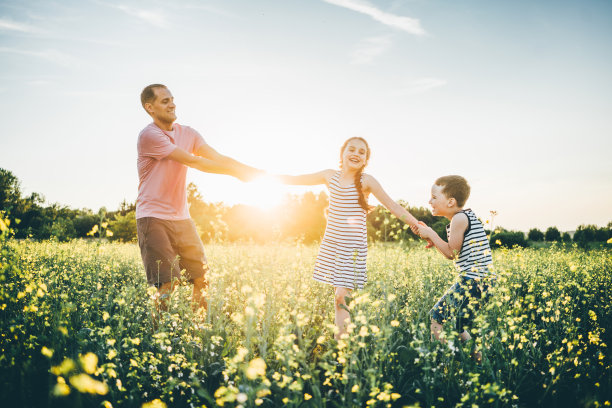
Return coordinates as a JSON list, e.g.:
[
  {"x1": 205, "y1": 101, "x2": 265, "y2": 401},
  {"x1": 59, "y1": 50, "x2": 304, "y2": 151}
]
[{"x1": 237, "y1": 167, "x2": 266, "y2": 182}]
